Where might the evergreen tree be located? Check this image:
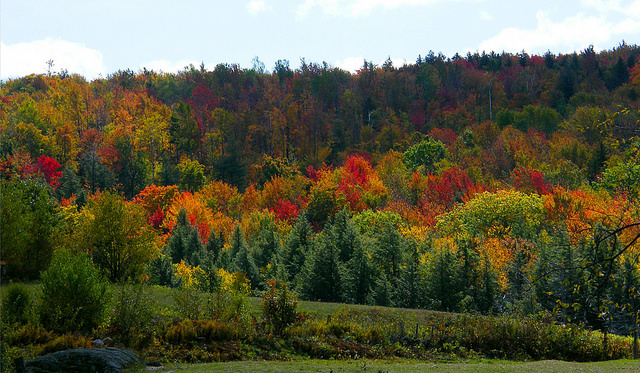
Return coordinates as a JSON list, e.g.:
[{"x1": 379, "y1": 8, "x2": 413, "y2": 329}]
[
  {"x1": 427, "y1": 247, "x2": 462, "y2": 312},
  {"x1": 299, "y1": 234, "x2": 342, "y2": 302},
  {"x1": 57, "y1": 165, "x2": 81, "y2": 200},
  {"x1": 373, "y1": 221, "x2": 403, "y2": 280},
  {"x1": 253, "y1": 220, "x2": 280, "y2": 269},
  {"x1": 327, "y1": 208, "x2": 359, "y2": 262},
  {"x1": 479, "y1": 253, "x2": 498, "y2": 314},
  {"x1": 457, "y1": 237, "x2": 481, "y2": 311},
  {"x1": 373, "y1": 272, "x2": 393, "y2": 307},
  {"x1": 229, "y1": 225, "x2": 245, "y2": 259},
  {"x1": 167, "y1": 208, "x2": 205, "y2": 265},
  {"x1": 394, "y1": 239, "x2": 425, "y2": 308},
  {"x1": 205, "y1": 229, "x2": 225, "y2": 266},
  {"x1": 232, "y1": 243, "x2": 259, "y2": 289},
  {"x1": 283, "y1": 211, "x2": 314, "y2": 282},
  {"x1": 148, "y1": 251, "x2": 177, "y2": 287},
  {"x1": 340, "y1": 240, "x2": 373, "y2": 304}
]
